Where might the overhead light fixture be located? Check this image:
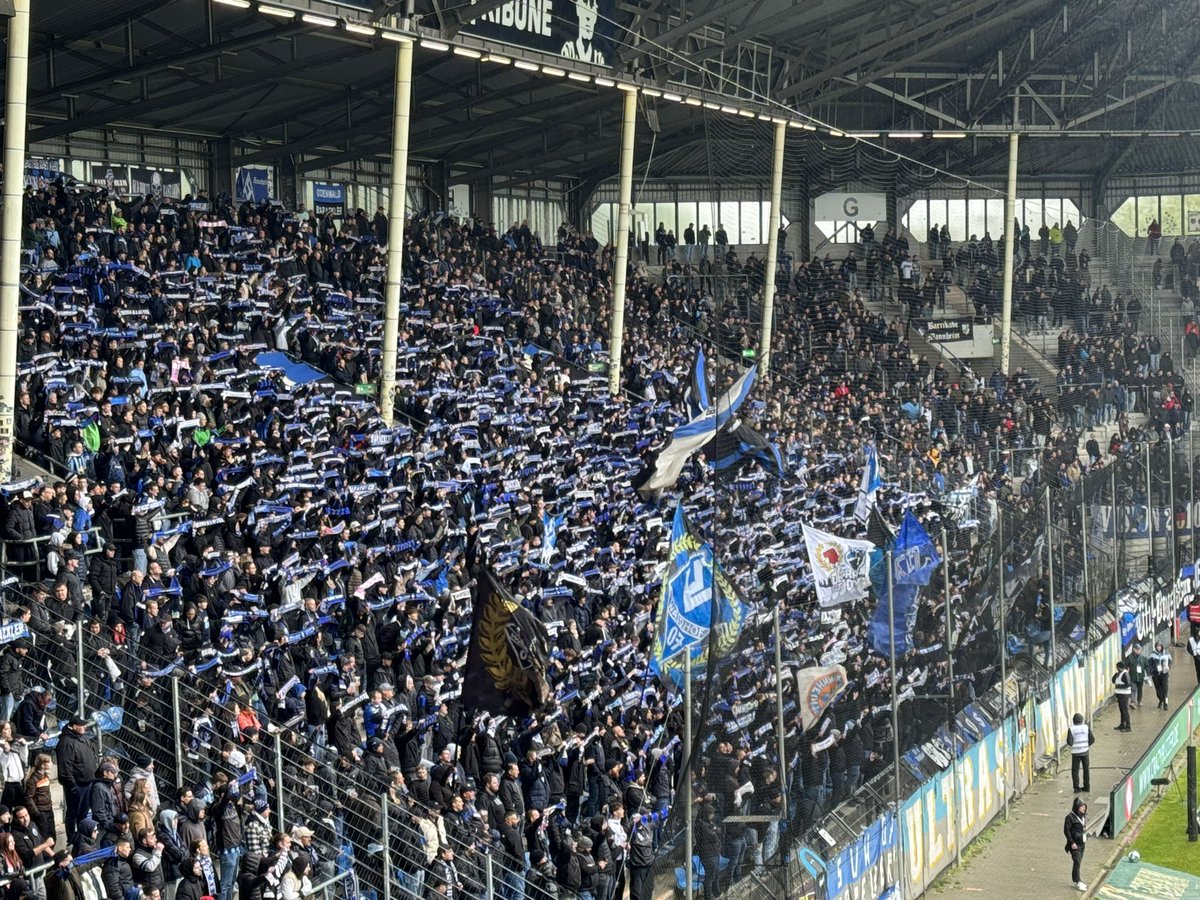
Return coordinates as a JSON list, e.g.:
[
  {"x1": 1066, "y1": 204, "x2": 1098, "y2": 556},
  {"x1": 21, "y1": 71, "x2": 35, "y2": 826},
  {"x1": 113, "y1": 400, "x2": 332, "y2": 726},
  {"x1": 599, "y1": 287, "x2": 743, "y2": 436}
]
[
  {"x1": 720, "y1": 105, "x2": 738, "y2": 114},
  {"x1": 344, "y1": 22, "x2": 376, "y2": 36},
  {"x1": 615, "y1": 82, "x2": 638, "y2": 92},
  {"x1": 932, "y1": 131, "x2": 967, "y2": 138},
  {"x1": 214, "y1": 0, "x2": 251, "y2": 8},
  {"x1": 301, "y1": 13, "x2": 337, "y2": 27},
  {"x1": 483, "y1": 53, "x2": 511, "y2": 64},
  {"x1": 662, "y1": 91, "x2": 683, "y2": 102},
  {"x1": 802, "y1": 123, "x2": 817, "y2": 131},
  {"x1": 380, "y1": 31, "x2": 411, "y2": 42},
  {"x1": 771, "y1": 117, "x2": 788, "y2": 125},
  {"x1": 887, "y1": 131, "x2": 922, "y2": 139},
  {"x1": 420, "y1": 39, "x2": 450, "y2": 51},
  {"x1": 642, "y1": 87, "x2": 662, "y2": 97},
  {"x1": 541, "y1": 65, "x2": 566, "y2": 77},
  {"x1": 703, "y1": 101, "x2": 720, "y2": 110},
  {"x1": 684, "y1": 97, "x2": 702, "y2": 106},
  {"x1": 452, "y1": 46, "x2": 482, "y2": 58},
  {"x1": 828, "y1": 128, "x2": 845, "y2": 137},
  {"x1": 514, "y1": 60, "x2": 539, "y2": 72},
  {"x1": 593, "y1": 76, "x2": 615, "y2": 87},
  {"x1": 737, "y1": 109, "x2": 756, "y2": 118},
  {"x1": 757, "y1": 113, "x2": 772, "y2": 120},
  {"x1": 258, "y1": 4, "x2": 295, "y2": 18},
  {"x1": 787, "y1": 120, "x2": 803, "y2": 128},
  {"x1": 847, "y1": 131, "x2": 879, "y2": 138},
  {"x1": 567, "y1": 72, "x2": 590, "y2": 82}
]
